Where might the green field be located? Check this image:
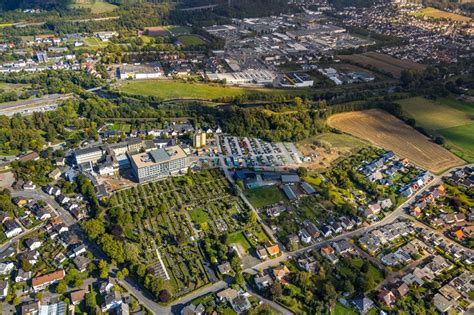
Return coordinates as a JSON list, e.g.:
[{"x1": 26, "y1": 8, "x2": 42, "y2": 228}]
[
  {"x1": 312, "y1": 133, "x2": 368, "y2": 151},
  {"x1": 0, "y1": 23, "x2": 13, "y2": 28},
  {"x1": 333, "y1": 303, "x2": 357, "y2": 315},
  {"x1": 439, "y1": 124, "x2": 474, "y2": 162},
  {"x1": 83, "y1": 37, "x2": 109, "y2": 49},
  {"x1": 164, "y1": 25, "x2": 191, "y2": 36},
  {"x1": 119, "y1": 79, "x2": 304, "y2": 101},
  {"x1": 227, "y1": 231, "x2": 253, "y2": 252},
  {"x1": 177, "y1": 35, "x2": 206, "y2": 46},
  {"x1": 71, "y1": 0, "x2": 117, "y2": 13},
  {"x1": 397, "y1": 96, "x2": 474, "y2": 163},
  {"x1": 189, "y1": 208, "x2": 209, "y2": 225},
  {"x1": 397, "y1": 97, "x2": 471, "y2": 130},
  {"x1": 0, "y1": 82, "x2": 29, "y2": 92},
  {"x1": 109, "y1": 122, "x2": 131, "y2": 133},
  {"x1": 244, "y1": 186, "x2": 287, "y2": 209}
]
